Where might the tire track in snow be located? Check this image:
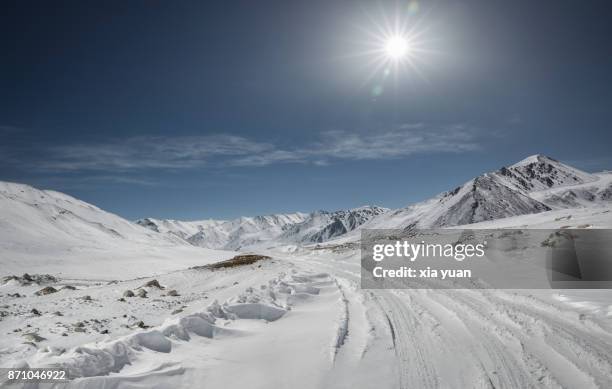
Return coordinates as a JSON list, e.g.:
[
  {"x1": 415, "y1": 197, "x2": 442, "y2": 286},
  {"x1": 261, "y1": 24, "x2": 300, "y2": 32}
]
[
  {"x1": 293, "y1": 256, "x2": 443, "y2": 388},
  {"x1": 410, "y1": 289, "x2": 551, "y2": 388},
  {"x1": 290, "y1": 253, "x2": 612, "y2": 388},
  {"x1": 374, "y1": 290, "x2": 440, "y2": 389},
  {"x1": 480, "y1": 290, "x2": 612, "y2": 387},
  {"x1": 426, "y1": 288, "x2": 608, "y2": 388},
  {"x1": 331, "y1": 278, "x2": 350, "y2": 363}
]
